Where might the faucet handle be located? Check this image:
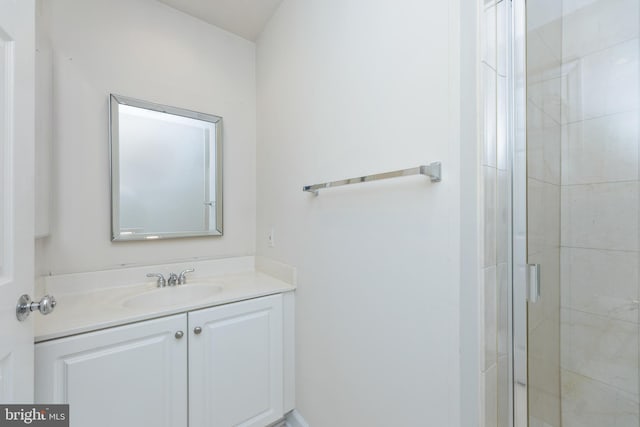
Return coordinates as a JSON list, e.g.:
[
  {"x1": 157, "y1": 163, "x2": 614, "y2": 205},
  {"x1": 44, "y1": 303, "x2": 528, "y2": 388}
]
[
  {"x1": 146, "y1": 273, "x2": 166, "y2": 288},
  {"x1": 178, "y1": 268, "x2": 195, "y2": 285}
]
